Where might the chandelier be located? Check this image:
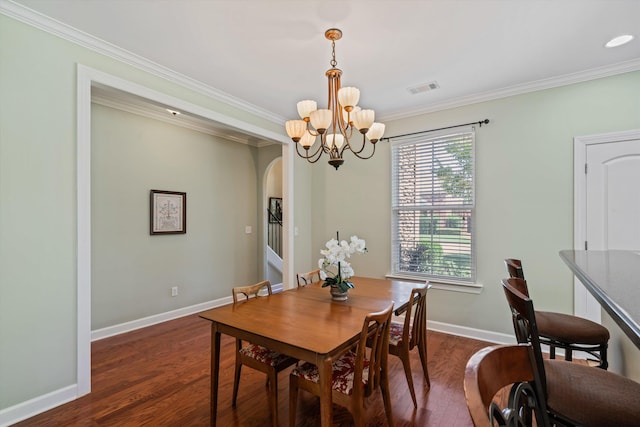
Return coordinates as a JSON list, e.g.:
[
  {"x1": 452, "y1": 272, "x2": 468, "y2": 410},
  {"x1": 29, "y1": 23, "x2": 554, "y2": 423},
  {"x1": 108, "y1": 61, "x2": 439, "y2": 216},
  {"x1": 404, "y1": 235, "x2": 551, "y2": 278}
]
[{"x1": 285, "y1": 28, "x2": 385, "y2": 170}]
